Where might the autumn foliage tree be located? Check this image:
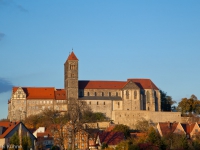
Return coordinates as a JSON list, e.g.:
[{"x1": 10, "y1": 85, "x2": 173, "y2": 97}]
[{"x1": 177, "y1": 95, "x2": 200, "y2": 116}]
